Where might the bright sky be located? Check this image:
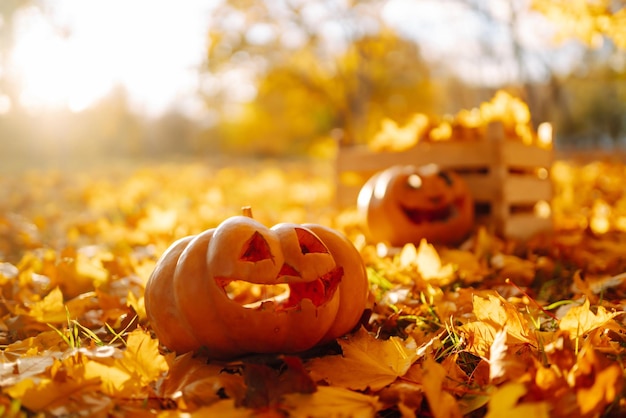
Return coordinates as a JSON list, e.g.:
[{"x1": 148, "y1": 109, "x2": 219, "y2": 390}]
[{"x1": 9, "y1": 0, "x2": 217, "y2": 117}]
